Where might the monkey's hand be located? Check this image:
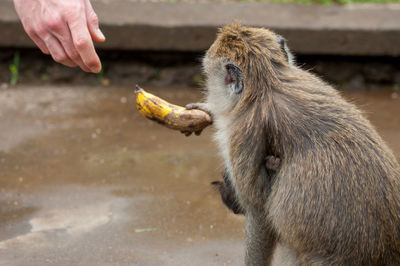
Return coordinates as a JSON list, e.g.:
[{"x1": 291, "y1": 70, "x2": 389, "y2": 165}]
[
  {"x1": 135, "y1": 86, "x2": 212, "y2": 135},
  {"x1": 181, "y1": 103, "x2": 213, "y2": 137}
]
